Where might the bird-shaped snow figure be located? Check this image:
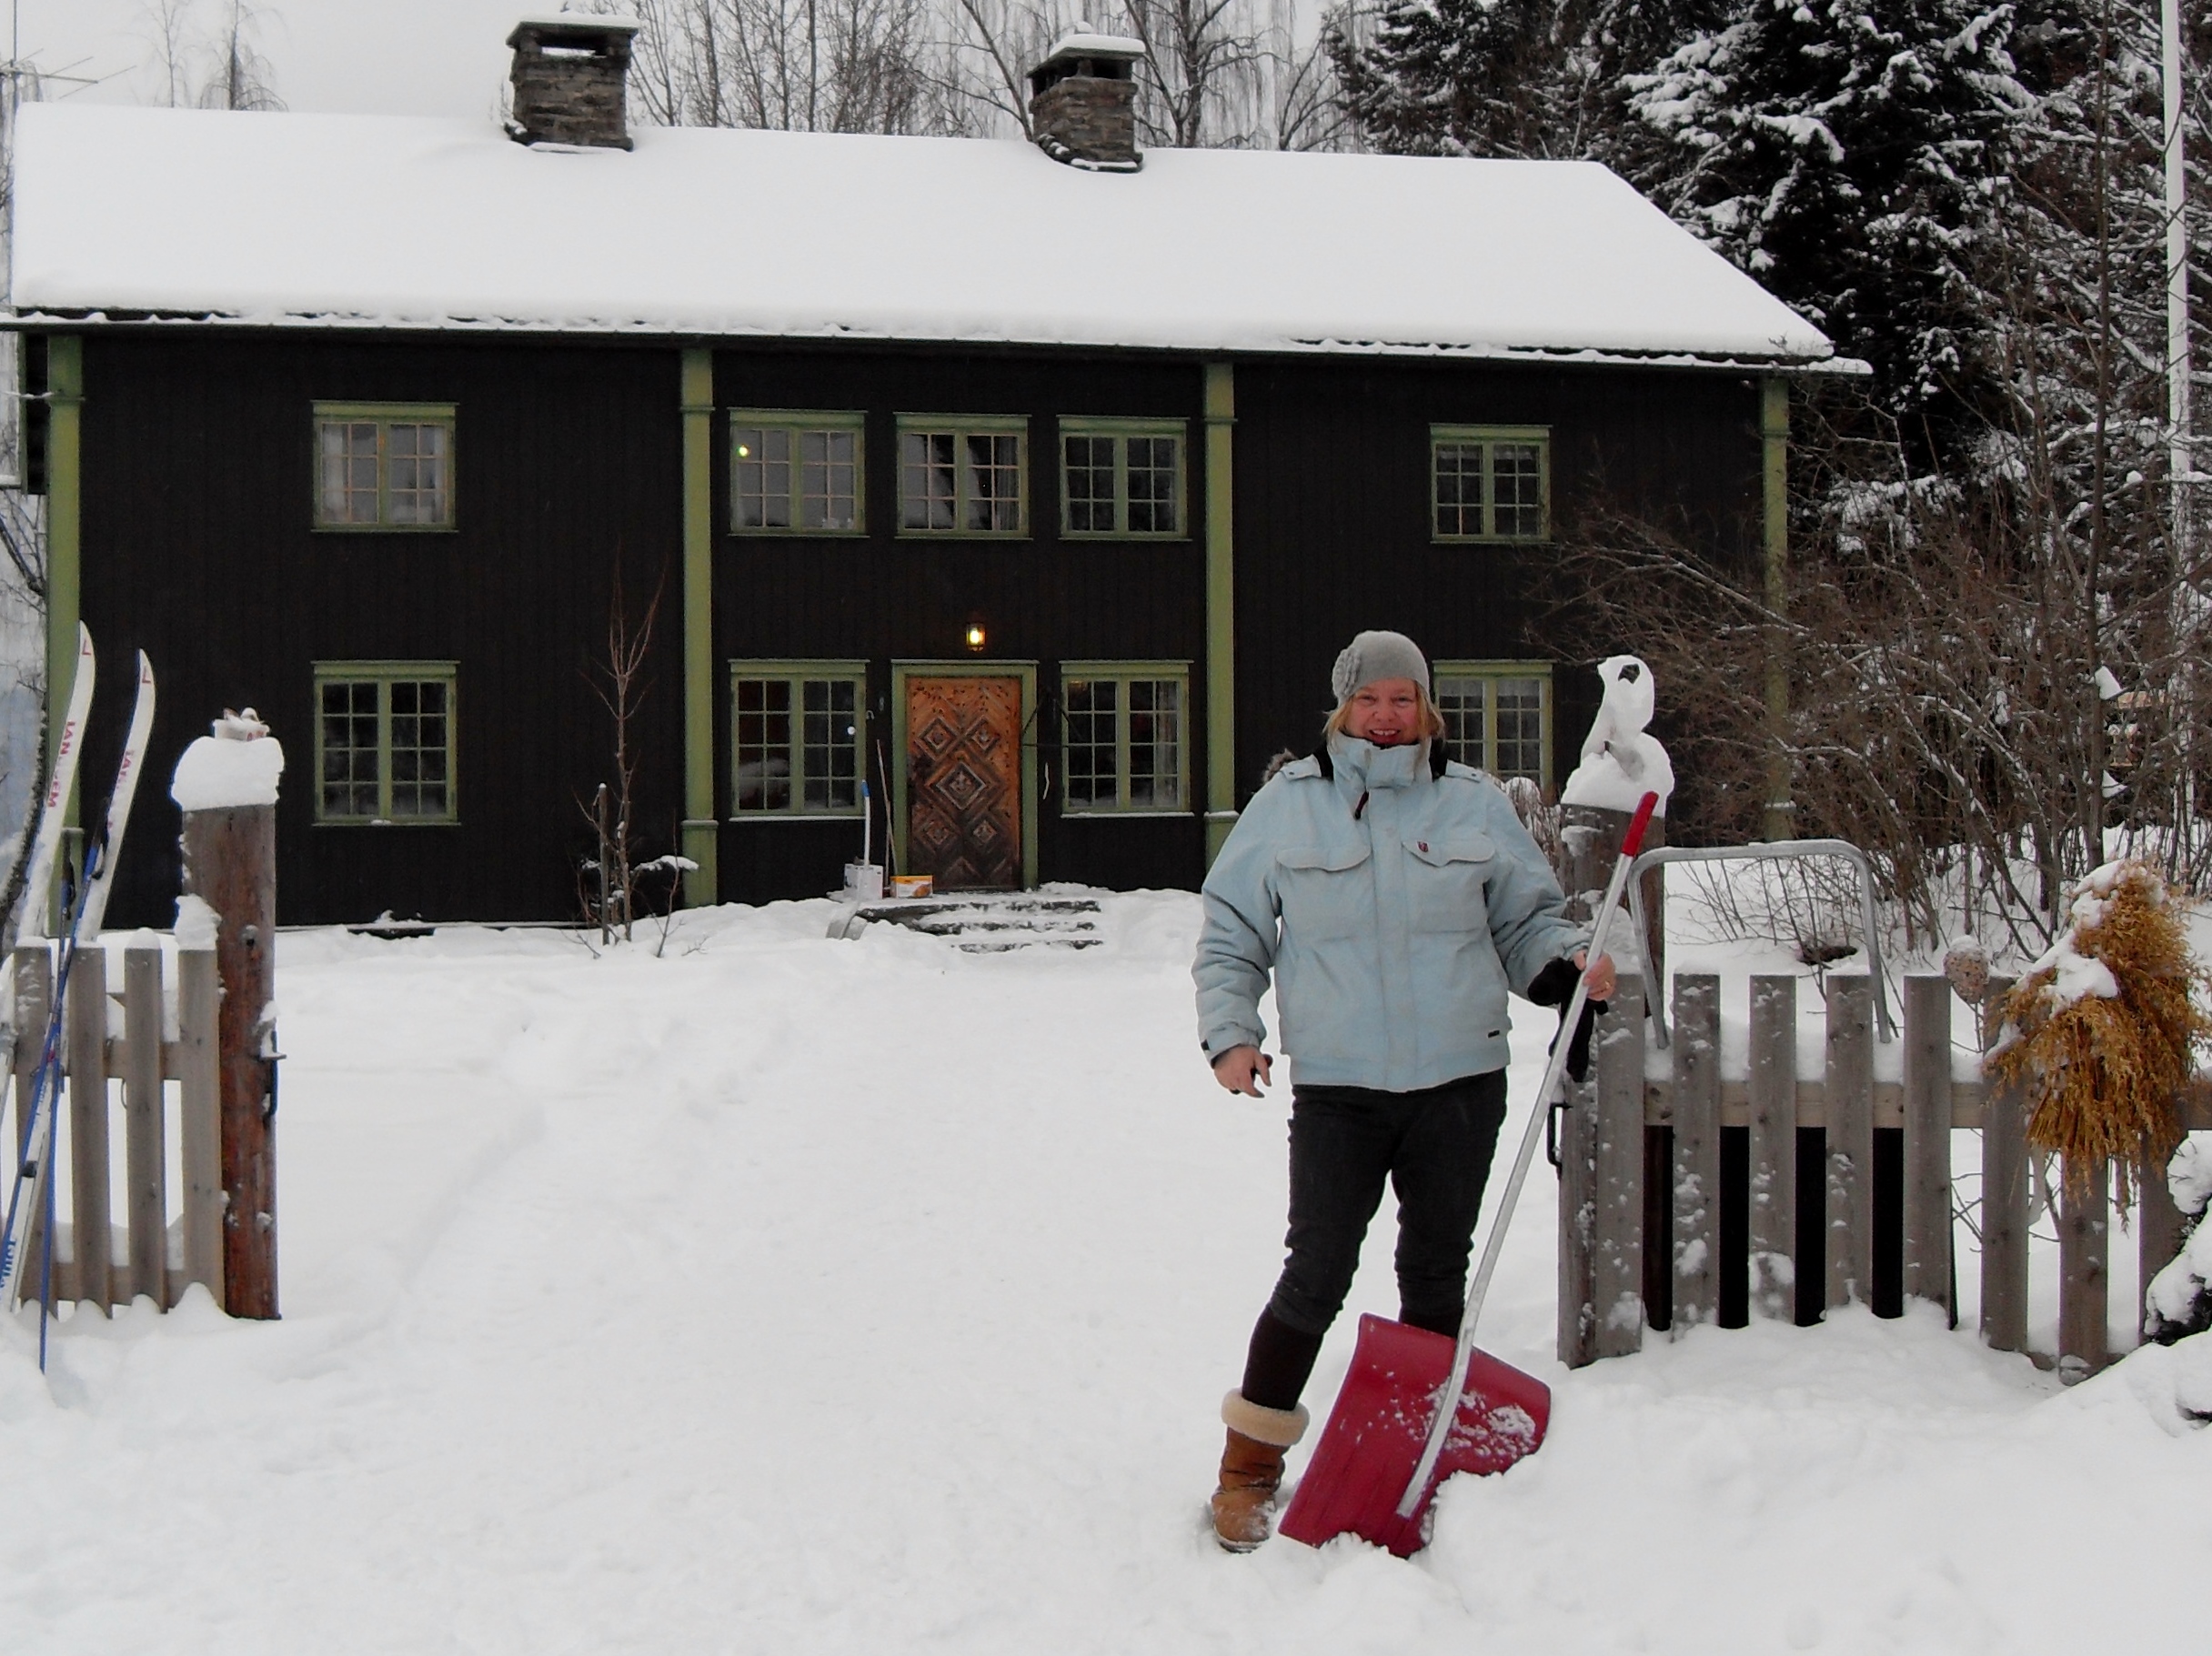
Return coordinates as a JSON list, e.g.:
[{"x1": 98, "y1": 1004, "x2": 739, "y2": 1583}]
[{"x1": 1561, "y1": 655, "x2": 1675, "y2": 817}]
